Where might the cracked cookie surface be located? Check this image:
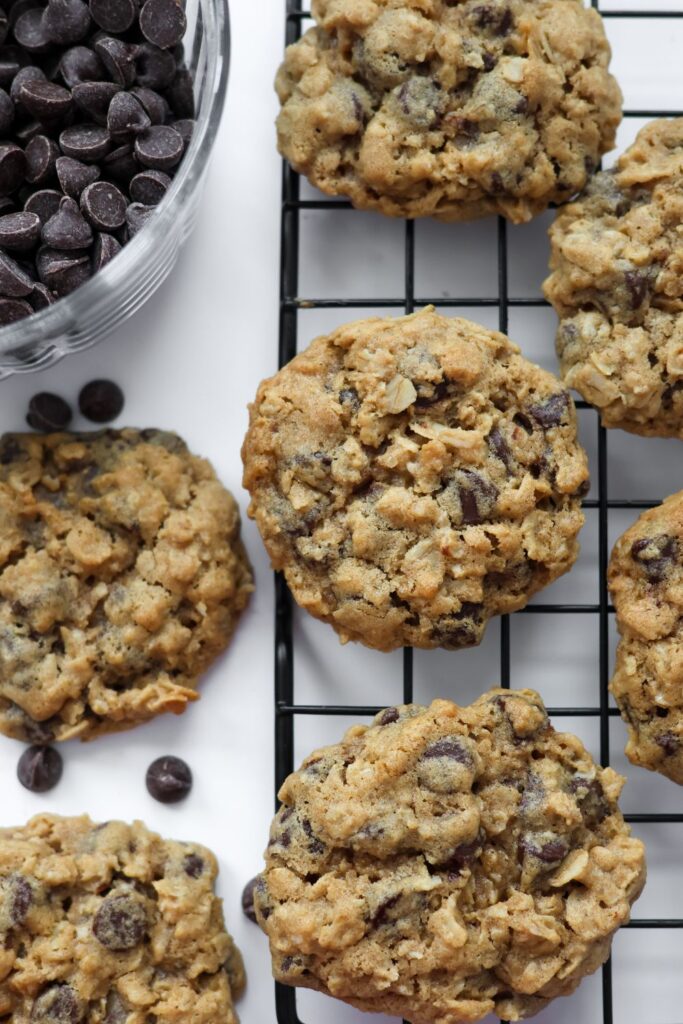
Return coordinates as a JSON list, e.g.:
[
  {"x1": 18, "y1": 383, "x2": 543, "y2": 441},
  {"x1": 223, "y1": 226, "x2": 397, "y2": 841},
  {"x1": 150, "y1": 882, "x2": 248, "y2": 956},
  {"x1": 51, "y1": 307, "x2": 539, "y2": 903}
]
[
  {"x1": 275, "y1": 0, "x2": 622, "y2": 222},
  {"x1": 242, "y1": 308, "x2": 588, "y2": 652},
  {"x1": 0, "y1": 429, "x2": 253, "y2": 742},
  {"x1": 254, "y1": 689, "x2": 645, "y2": 1024},
  {"x1": 544, "y1": 118, "x2": 683, "y2": 436},
  {"x1": 609, "y1": 491, "x2": 683, "y2": 784},
  {"x1": 0, "y1": 814, "x2": 245, "y2": 1024}
]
